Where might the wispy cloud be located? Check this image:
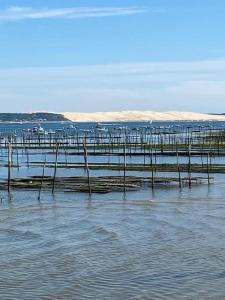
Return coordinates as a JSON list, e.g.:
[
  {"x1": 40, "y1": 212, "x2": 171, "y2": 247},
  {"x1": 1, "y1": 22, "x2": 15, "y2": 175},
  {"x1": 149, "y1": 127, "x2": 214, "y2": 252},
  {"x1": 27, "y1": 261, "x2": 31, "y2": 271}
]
[
  {"x1": 0, "y1": 59, "x2": 225, "y2": 113},
  {"x1": 0, "y1": 6, "x2": 147, "y2": 22}
]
